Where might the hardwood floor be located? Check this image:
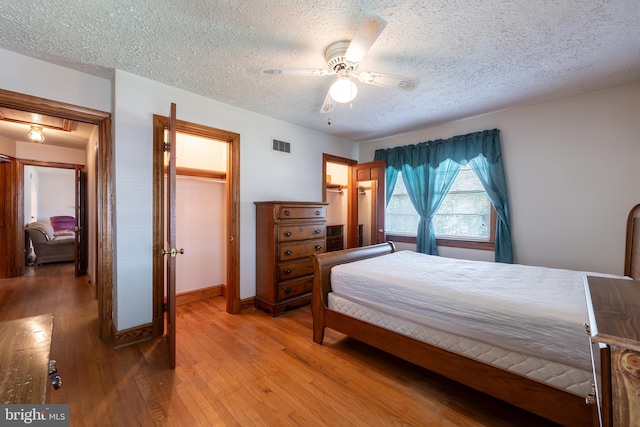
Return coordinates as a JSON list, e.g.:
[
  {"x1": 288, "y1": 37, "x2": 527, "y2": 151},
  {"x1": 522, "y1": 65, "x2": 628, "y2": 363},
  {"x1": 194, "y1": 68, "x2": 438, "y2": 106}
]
[{"x1": 0, "y1": 263, "x2": 560, "y2": 426}]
